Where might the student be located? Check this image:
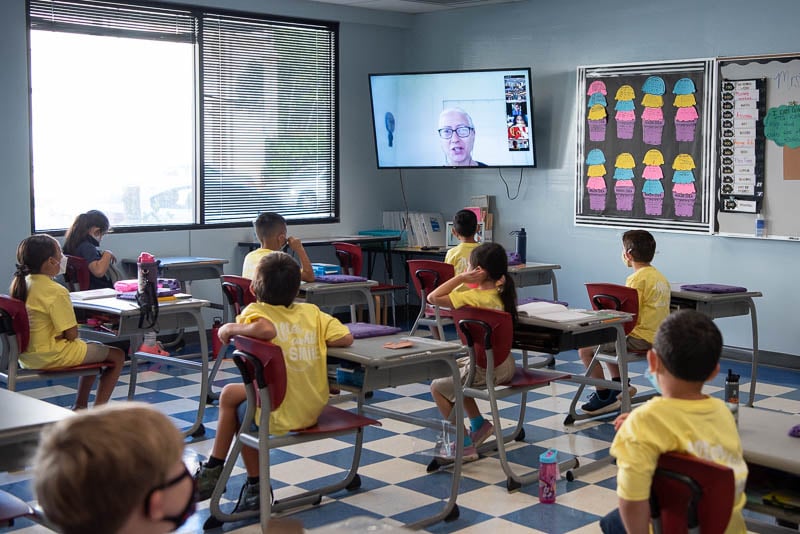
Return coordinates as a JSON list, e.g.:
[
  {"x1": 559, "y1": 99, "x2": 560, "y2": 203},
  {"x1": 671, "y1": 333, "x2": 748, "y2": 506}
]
[
  {"x1": 579, "y1": 229, "x2": 670, "y2": 414},
  {"x1": 62, "y1": 209, "x2": 116, "y2": 289},
  {"x1": 194, "y1": 252, "x2": 353, "y2": 510},
  {"x1": 600, "y1": 310, "x2": 748, "y2": 534},
  {"x1": 10, "y1": 234, "x2": 124, "y2": 409},
  {"x1": 426, "y1": 242, "x2": 517, "y2": 461},
  {"x1": 34, "y1": 403, "x2": 197, "y2": 534},
  {"x1": 242, "y1": 212, "x2": 314, "y2": 282},
  {"x1": 444, "y1": 209, "x2": 480, "y2": 276}
]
